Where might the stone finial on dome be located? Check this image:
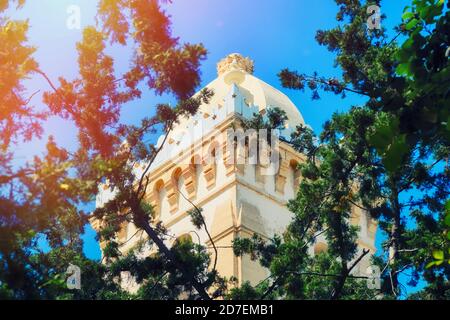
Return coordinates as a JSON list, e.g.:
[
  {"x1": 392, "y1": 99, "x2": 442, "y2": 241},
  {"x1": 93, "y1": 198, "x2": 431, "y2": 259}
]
[{"x1": 217, "y1": 53, "x2": 254, "y2": 76}]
